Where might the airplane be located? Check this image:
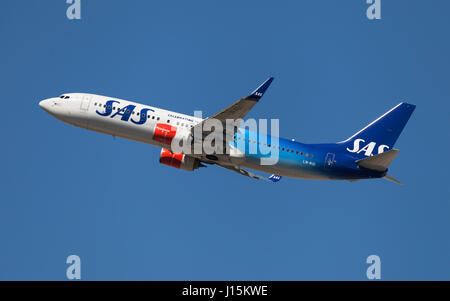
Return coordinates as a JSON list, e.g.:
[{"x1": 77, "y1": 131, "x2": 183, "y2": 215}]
[{"x1": 39, "y1": 77, "x2": 415, "y2": 184}]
